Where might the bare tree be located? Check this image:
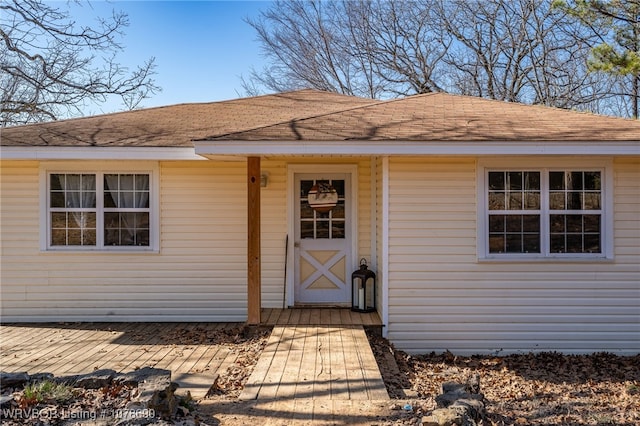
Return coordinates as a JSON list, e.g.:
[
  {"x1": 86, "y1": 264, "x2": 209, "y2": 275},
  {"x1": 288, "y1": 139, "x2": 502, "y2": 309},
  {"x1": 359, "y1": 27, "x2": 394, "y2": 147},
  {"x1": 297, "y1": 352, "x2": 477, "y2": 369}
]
[
  {"x1": 436, "y1": 0, "x2": 608, "y2": 110},
  {"x1": 245, "y1": 1, "x2": 355, "y2": 95},
  {"x1": 245, "y1": 0, "x2": 633, "y2": 117},
  {"x1": 340, "y1": 0, "x2": 449, "y2": 96},
  {"x1": 244, "y1": 0, "x2": 447, "y2": 98},
  {"x1": 0, "y1": 0, "x2": 159, "y2": 125}
]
